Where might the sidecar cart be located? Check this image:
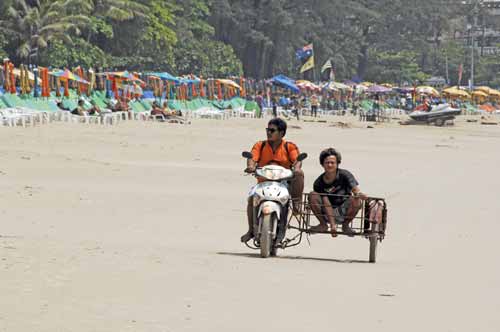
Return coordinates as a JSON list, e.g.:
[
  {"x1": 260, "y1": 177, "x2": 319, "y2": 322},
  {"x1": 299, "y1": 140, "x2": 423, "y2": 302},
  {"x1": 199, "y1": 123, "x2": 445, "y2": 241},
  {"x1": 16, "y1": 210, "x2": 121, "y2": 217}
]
[{"x1": 283, "y1": 193, "x2": 388, "y2": 263}]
